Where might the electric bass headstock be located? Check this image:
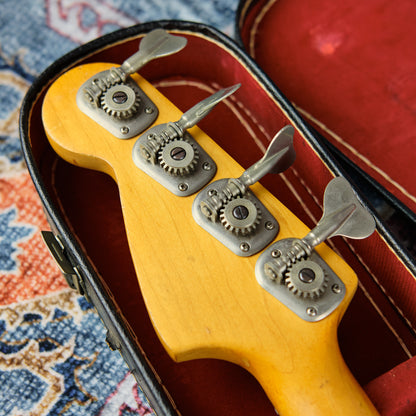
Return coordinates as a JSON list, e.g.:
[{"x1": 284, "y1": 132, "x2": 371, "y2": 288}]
[{"x1": 42, "y1": 29, "x2": 379, "y2": 416}]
